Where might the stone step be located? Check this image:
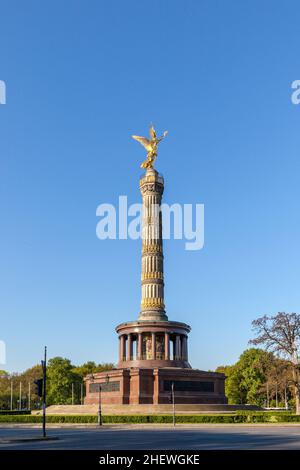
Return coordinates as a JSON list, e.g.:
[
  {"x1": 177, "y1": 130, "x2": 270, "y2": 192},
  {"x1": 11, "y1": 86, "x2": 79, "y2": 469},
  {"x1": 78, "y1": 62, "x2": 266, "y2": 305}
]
[{"x1": 35, "y1": 404, "x2": 260, "y2": 416}]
